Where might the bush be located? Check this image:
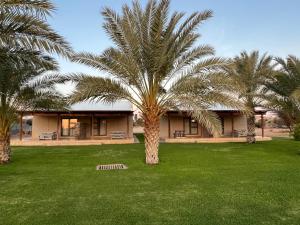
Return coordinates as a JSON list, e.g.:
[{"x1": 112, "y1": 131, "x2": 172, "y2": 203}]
[
  {"x1": 293, "y1": 123, "x2": 300, "y2": 141},
  {"x1": 134, "y1": 133, "x2": 145, "y2": 143}
]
